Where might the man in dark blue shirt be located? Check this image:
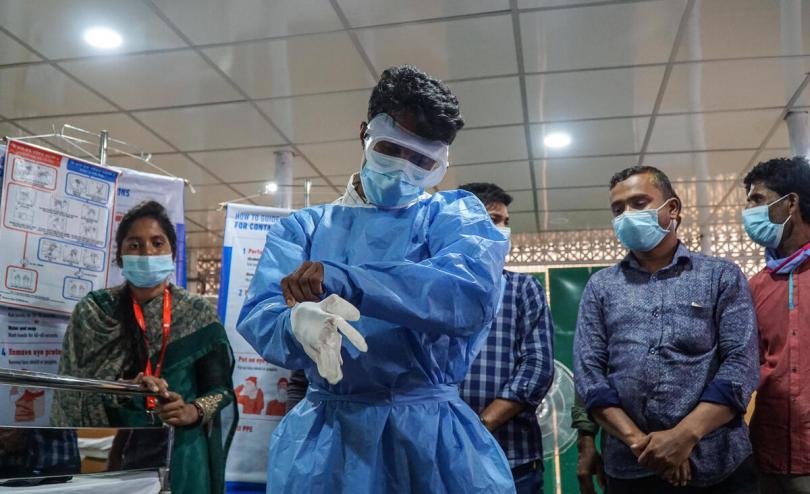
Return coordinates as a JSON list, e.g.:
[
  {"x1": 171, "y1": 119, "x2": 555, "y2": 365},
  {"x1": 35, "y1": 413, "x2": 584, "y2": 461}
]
[{"x1": 574, "y1": 166, "x2": 759, "y2": 493}]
